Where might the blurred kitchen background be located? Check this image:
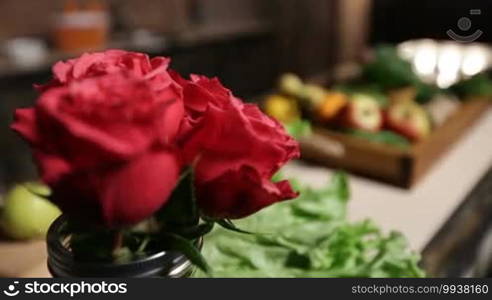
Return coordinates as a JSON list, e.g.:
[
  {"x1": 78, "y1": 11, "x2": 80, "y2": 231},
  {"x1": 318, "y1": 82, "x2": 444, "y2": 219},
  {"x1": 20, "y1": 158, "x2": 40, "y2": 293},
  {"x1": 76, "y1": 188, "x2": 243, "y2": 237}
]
[
  {"x1": 1, "y1": 0, "x2": 492, "y2": 184},
  {"x1": 1, "y1": 0, "x2": 492, "y2": 277}
]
